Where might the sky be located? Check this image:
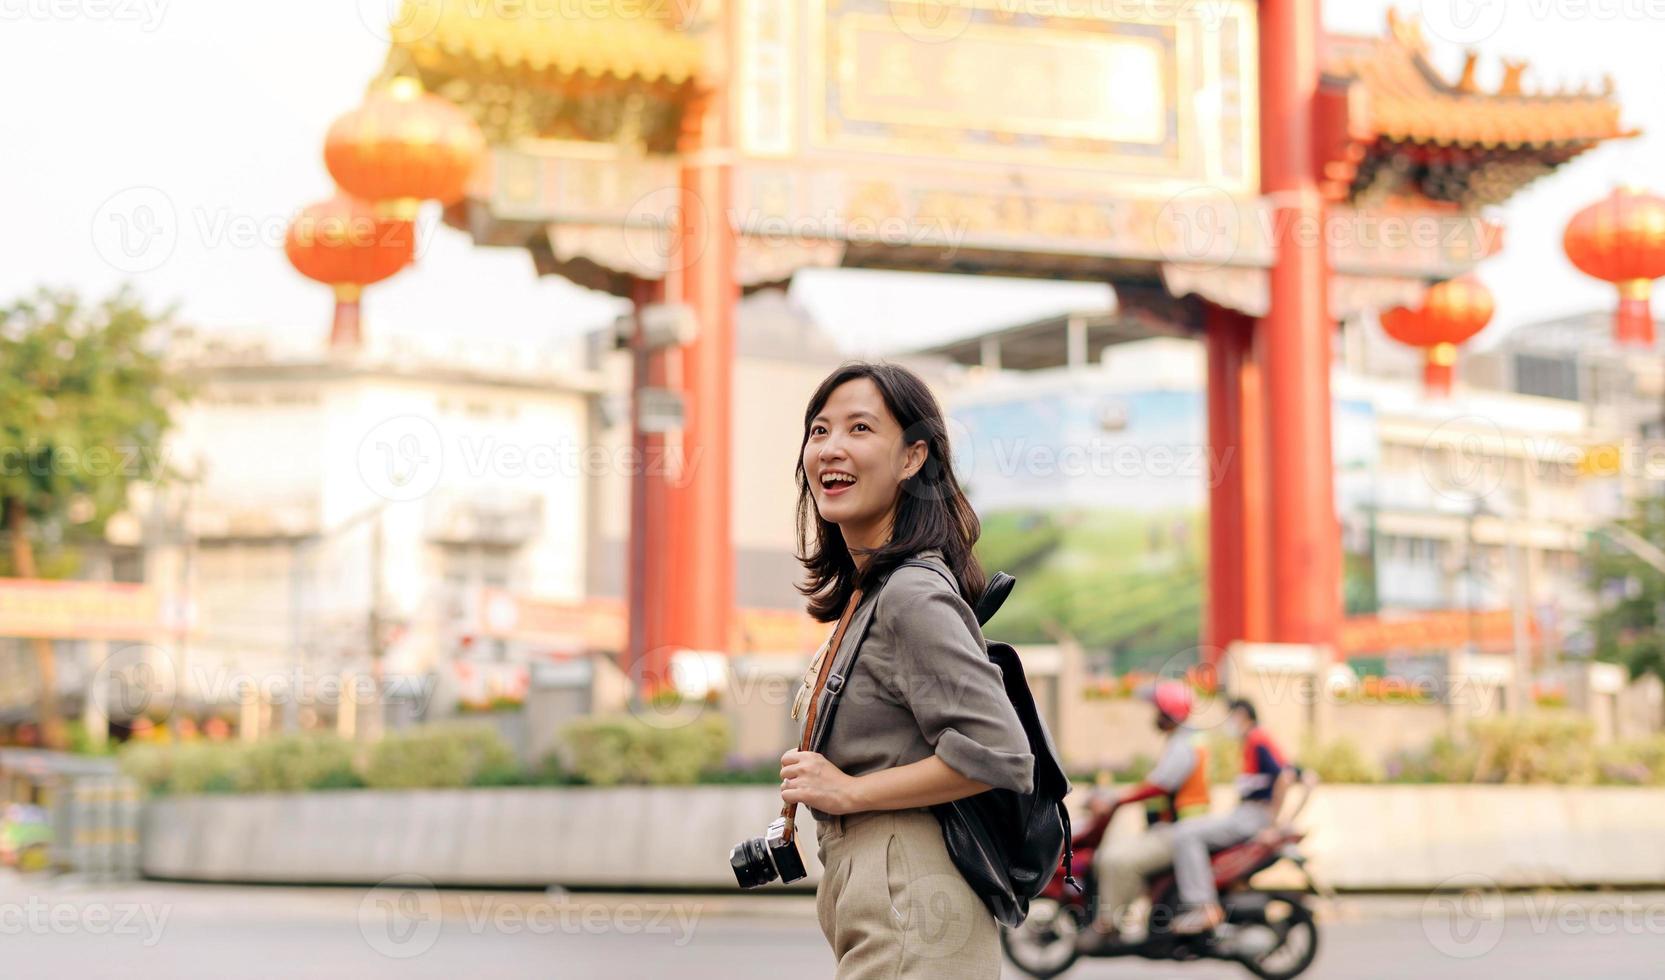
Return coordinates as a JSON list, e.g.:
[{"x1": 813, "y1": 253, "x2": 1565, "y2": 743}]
[{"x1": 5, "y1": 1, "x2": 1665, "y2": 356}]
